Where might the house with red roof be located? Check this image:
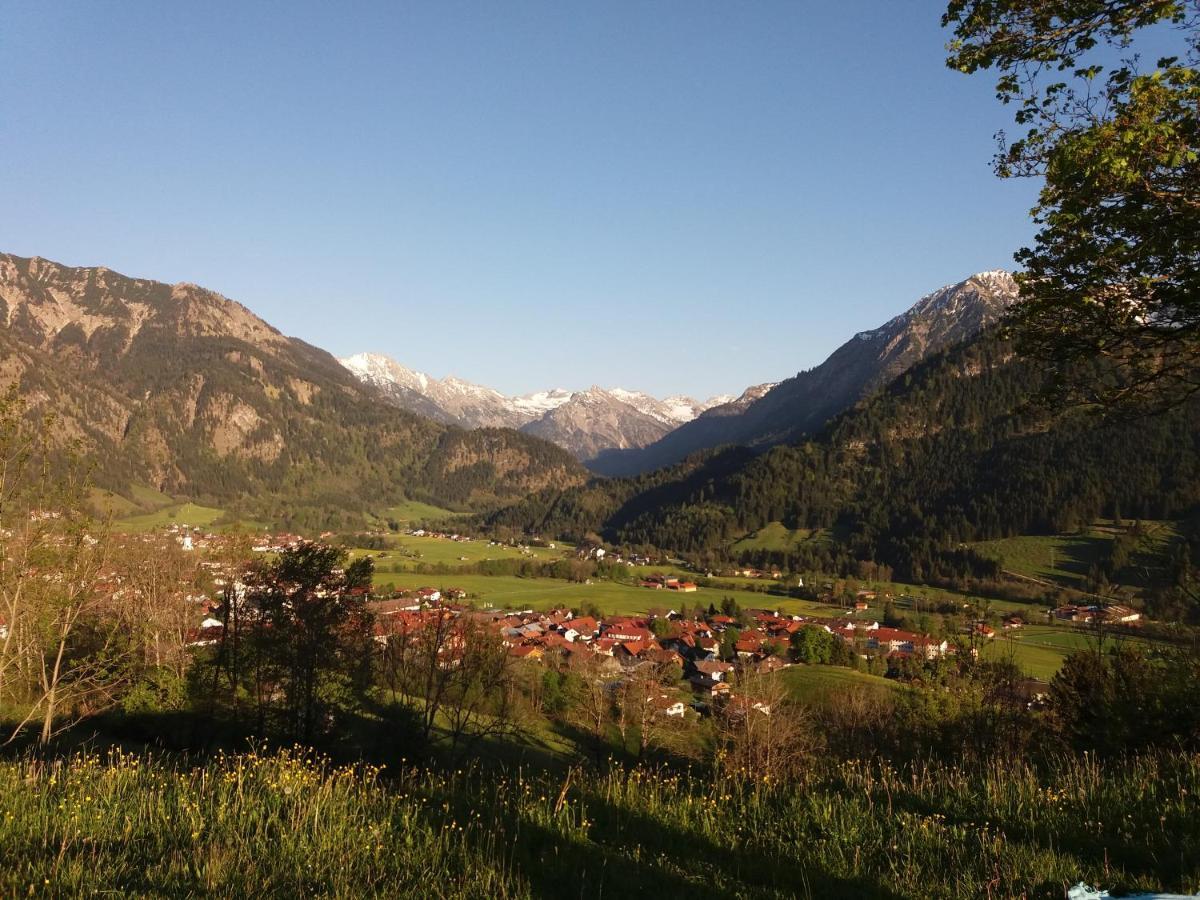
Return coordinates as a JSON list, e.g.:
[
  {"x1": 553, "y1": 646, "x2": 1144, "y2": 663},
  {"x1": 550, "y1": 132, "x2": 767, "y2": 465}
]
[{"x1": 604, "y1": 624, "x2": 656, "y2": 643}]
